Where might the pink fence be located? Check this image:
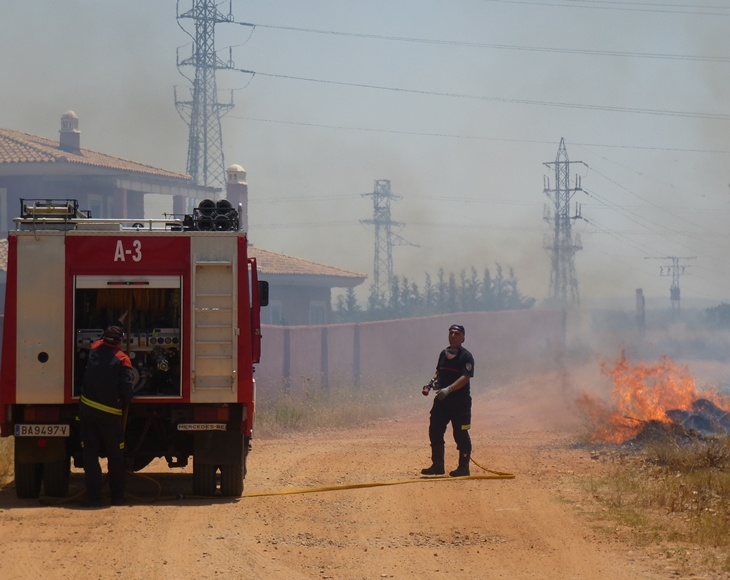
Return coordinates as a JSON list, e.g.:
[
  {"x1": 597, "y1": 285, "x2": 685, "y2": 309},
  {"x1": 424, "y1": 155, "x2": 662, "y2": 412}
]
[{"x1": 255, "y1": 310, "x2": 565, "y2": 398}]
